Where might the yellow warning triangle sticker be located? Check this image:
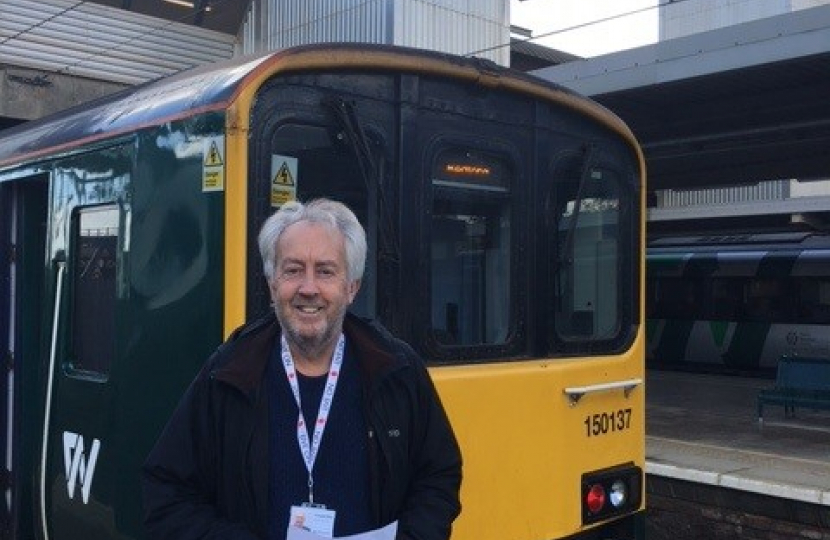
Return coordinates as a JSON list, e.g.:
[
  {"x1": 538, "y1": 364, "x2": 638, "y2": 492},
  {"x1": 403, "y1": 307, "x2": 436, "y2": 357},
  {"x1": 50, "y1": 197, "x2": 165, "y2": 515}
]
[
  {"x1": 273, "y1": 162, "x2": 294, "y2": 186},
  {"x1": 205, "y1": 141, "x2": 223, "y2": 166}
]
